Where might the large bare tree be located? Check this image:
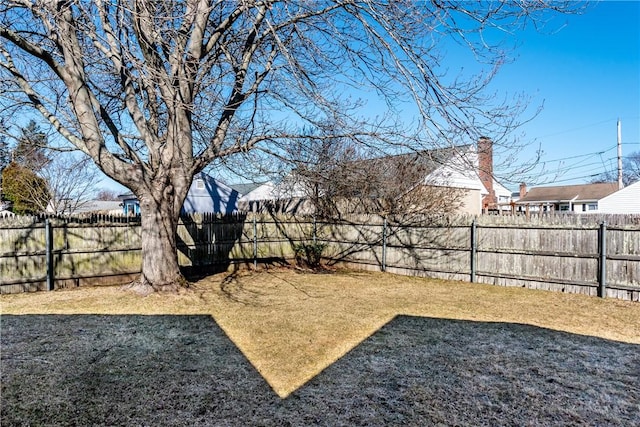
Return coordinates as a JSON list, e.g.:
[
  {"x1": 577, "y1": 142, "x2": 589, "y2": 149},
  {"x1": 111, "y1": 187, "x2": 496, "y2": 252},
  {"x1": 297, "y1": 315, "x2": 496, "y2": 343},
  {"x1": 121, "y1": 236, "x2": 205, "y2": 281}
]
[{"x1": 0, "y1": 1, "x2": 582, "y2": 291}]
